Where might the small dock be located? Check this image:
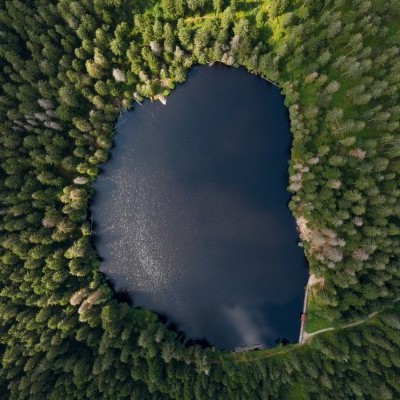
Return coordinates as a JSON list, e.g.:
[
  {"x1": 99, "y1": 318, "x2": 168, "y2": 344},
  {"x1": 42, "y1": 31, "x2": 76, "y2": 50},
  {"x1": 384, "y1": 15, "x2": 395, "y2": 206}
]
[{"x1": 234, "y1": 344, "x2": 265, "y2": 353}]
